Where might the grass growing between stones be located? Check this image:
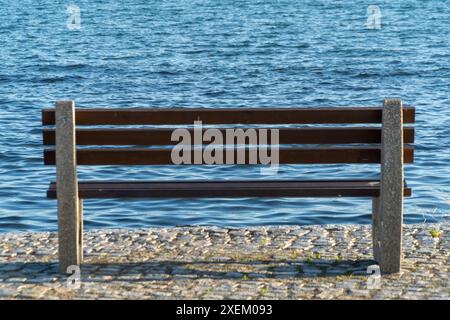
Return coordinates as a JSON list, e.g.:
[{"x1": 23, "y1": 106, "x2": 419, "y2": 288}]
[
  {"x1": 259, "y1": 238, "x2": 270, "y2": 247},
  {"x1": 241, "y1": 274, "x2": 251, "y2": 281},
  {"x1": 428, "y1": 228, "x2": 443, "y2": 238},
  {"x1": 333, "y1": 253, "x2": 343, "y2": 265},
  {"x1": 258, "y1": 286, "x2": 269, "y2": 298}
]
